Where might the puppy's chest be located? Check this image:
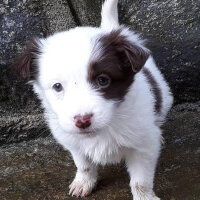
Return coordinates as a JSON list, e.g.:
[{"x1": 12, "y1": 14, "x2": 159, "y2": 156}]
[{"x1": 82, "y1": 138, "x2": 124, "y2": 165}]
